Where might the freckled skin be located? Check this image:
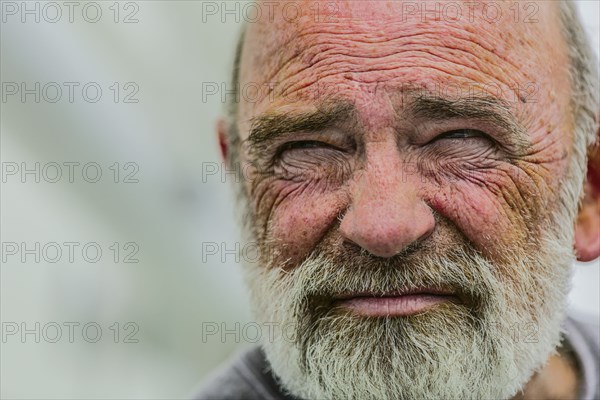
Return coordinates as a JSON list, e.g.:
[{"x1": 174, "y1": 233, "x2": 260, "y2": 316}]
[{"x1": 238, "y1": 1, "x2": 573, "y2": 267}]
